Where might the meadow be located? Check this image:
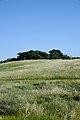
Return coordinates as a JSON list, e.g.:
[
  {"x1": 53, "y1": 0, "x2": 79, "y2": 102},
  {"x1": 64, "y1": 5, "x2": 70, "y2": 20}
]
[{"x1": 0, "y1": 59, "x2": 80, "y2": 120}]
